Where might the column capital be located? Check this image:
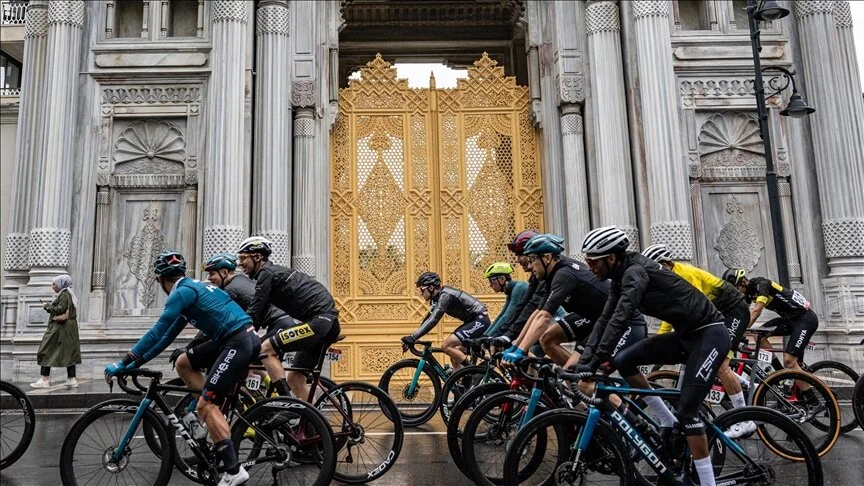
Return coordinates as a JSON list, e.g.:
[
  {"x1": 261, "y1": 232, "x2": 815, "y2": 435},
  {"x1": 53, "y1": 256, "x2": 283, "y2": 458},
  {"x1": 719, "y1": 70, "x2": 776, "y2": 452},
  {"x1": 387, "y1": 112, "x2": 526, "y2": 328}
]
[
  {"x1": 632, "y1": 1, "x2": 670, "y2": 21},
  {"x1": 833, "y1": 1, "x2": 853, "y2": 29},
  {"x1": 557, "y1": 74, "x2": 584, "y2": 104},
  {"x1": 257, "y1": 2, "x2": 290, "y2": 36},
  {"x1": 586, "y1": 1, "x2": 620, "y2": 35},
  {"x1": 47, "y1": 0, "x2": 84, "y2": 28},
  {"x1": 794, "y1": 1, "x2": 834, "y2": 19},
  {"x1": 212, "y1": 0, "x2": 248, "y2": 23},
  {"x1": 292, "y1": 80, "x2": 316, "y2": 108},
  {"x1": 24, "y1": 1, "x2": 49, "y2": 38},
  {"x1": 823, "y1": 219, "x2": 864, "y2": 258}
]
